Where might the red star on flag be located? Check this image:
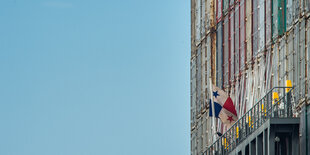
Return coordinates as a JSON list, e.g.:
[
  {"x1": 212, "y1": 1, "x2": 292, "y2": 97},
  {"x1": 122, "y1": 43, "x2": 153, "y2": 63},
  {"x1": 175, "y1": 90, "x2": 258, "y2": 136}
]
[{"x1": 227, "y1": 116, "x2": 234, "y2": 123}]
